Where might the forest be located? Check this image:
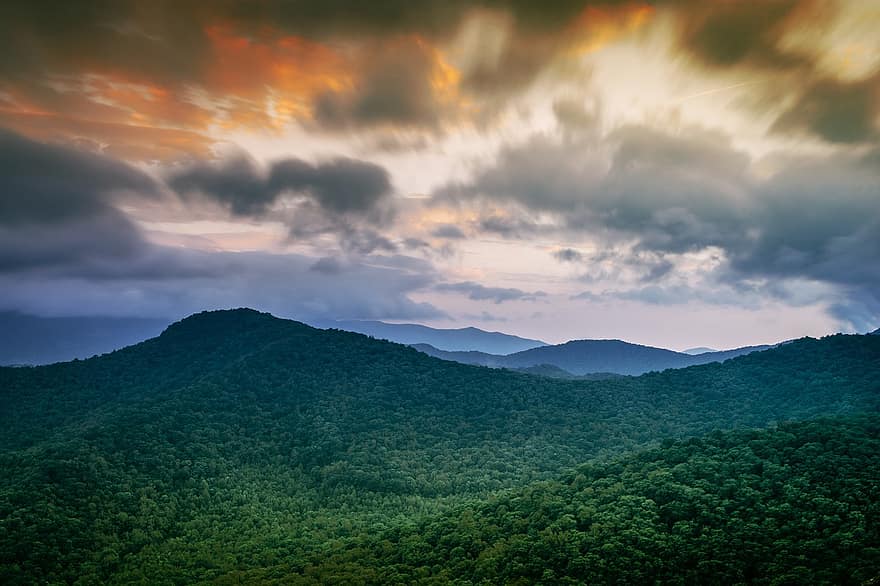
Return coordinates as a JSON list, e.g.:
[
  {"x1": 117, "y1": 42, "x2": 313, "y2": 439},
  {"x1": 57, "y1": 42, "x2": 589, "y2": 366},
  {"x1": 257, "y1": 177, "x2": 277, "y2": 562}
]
[{"x1": 1, "y1": 309, "x2": 879, "y2": 584}]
